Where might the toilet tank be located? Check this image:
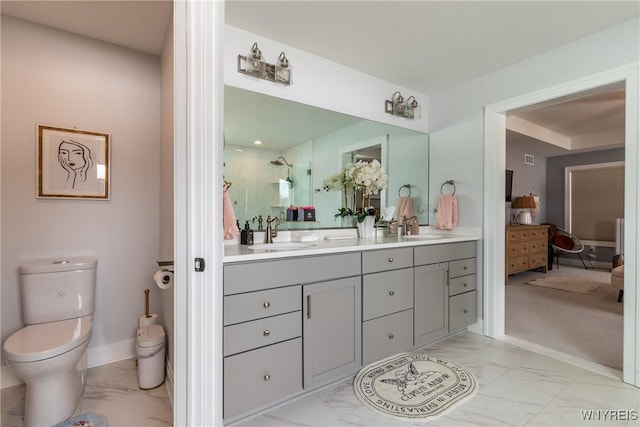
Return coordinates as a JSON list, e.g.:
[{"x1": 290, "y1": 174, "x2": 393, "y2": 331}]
[{"x1": 20, "y1": 257, "x2": 97, "y2": 325}]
